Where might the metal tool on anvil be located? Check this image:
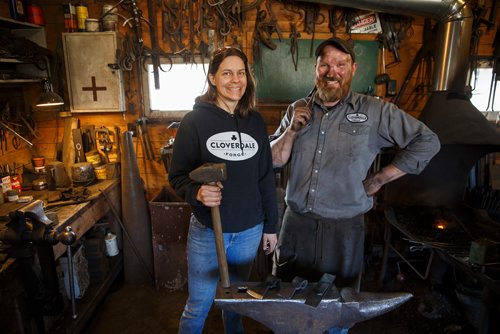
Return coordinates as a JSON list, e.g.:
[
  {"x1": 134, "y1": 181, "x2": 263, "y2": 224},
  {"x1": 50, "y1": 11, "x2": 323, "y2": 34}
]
[
  {"x1": 189, "y1": 162, "x2": 229, "y2": 288},
  {"x1": 214, "y1": 281, "x2": 412, "y2": 333},
  {"x1": 278, "y1": 276, "x2": 308, "y2": 299},
  {"x1": 244, "y1": 274, "x2": 282, "y2": 299},
  {"x1": 305, "y1": 273, "x2": 335, "y2": 307}
]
